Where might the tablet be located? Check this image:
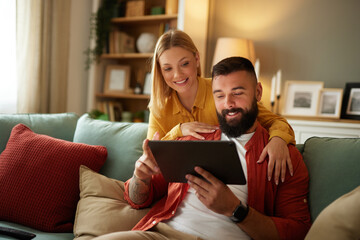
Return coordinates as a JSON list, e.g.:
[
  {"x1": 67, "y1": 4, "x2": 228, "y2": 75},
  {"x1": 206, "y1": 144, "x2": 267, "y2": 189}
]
[{"x1": 148, "y1": 140, "x2": 246, "y2": 185}]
